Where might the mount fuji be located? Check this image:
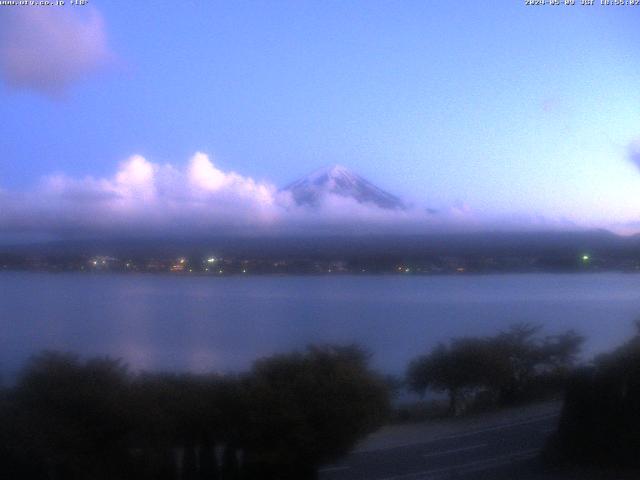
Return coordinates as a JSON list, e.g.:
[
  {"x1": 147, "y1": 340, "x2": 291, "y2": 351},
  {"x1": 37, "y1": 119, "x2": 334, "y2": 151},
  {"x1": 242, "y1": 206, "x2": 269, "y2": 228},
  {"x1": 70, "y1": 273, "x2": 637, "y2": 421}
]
[{"x1": 282, "y1": 165, "x2": 406, "y2": 210}]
